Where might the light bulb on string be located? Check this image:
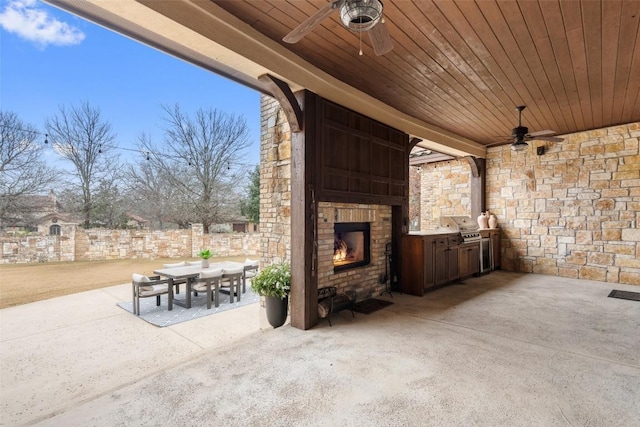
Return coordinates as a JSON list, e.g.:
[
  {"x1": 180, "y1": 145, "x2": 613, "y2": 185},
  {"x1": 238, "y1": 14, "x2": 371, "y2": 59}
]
[{"x1": 44, "y1": 134, "x2": 49, "y2": 144}]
